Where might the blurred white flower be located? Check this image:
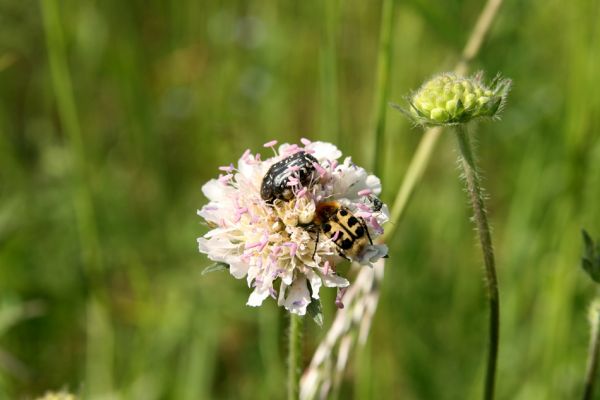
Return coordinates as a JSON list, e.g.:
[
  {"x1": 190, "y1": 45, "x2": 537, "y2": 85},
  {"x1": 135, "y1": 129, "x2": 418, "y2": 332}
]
[
  {"x1": 36, "y1": 391, "x2": 77, "y2": 400},
  {"x1": 197, "y1": 140, "x2": 388, "y2": 315}
]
